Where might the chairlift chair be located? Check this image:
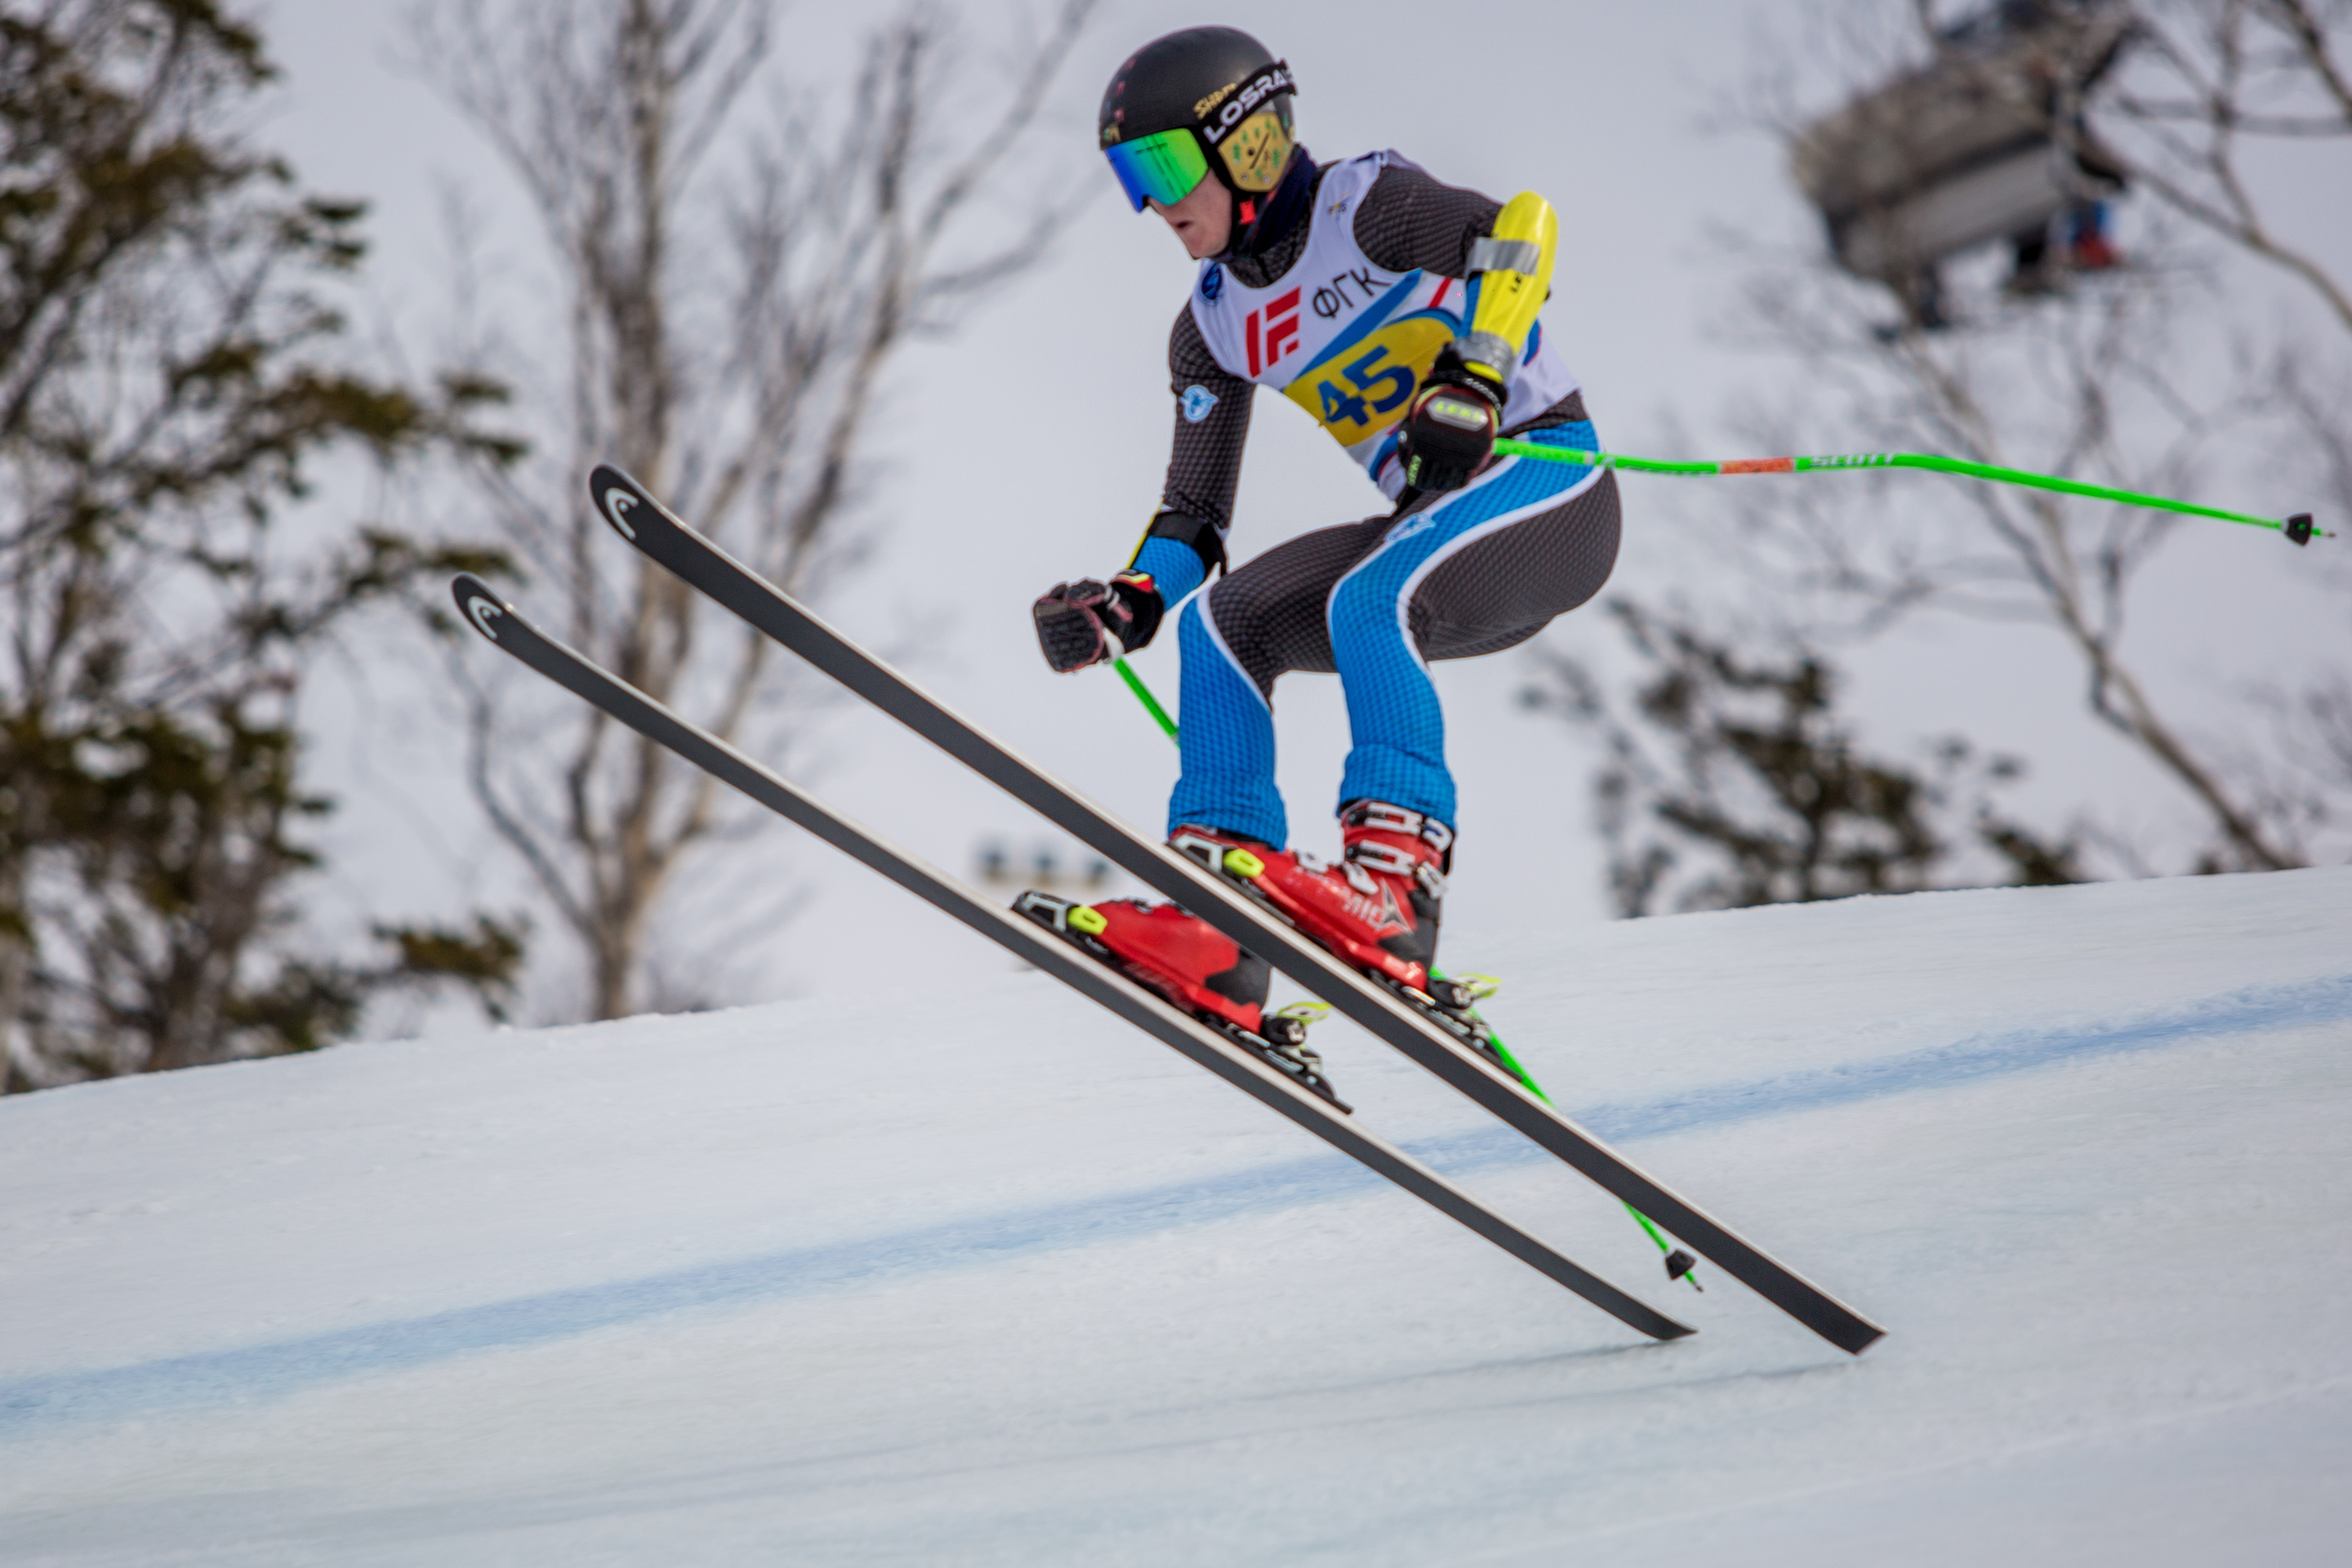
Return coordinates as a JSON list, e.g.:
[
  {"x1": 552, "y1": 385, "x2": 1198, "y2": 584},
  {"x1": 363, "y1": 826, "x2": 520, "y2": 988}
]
[{"x1": 1788, "y1": 0, "x2": 2134, "y2": 325}]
